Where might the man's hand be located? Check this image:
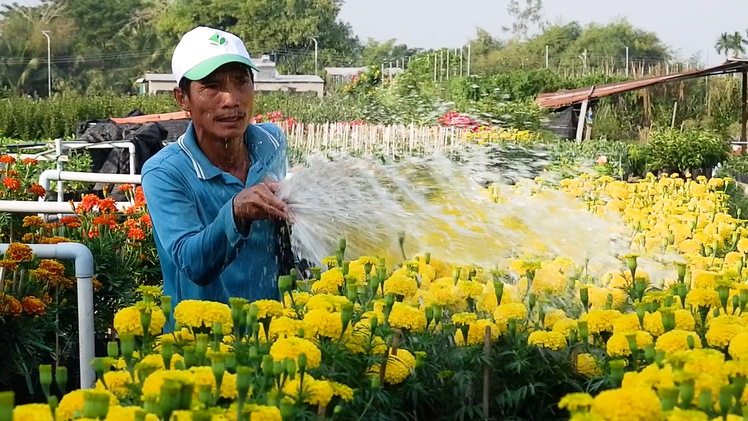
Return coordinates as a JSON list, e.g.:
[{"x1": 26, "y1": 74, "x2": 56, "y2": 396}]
[{"x1": 232, "y1": 183, "x2": 288, "y2": 231}]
